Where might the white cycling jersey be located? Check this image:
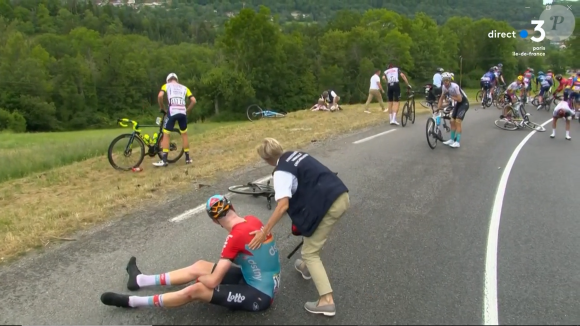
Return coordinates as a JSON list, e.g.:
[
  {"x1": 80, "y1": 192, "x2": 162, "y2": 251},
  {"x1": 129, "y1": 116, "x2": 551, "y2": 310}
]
[
  {"x1": 506, "y1": 82, "x2": 521, "y2": 93},
  {"x1": 384, "y1": 67, "x2": 400, "y2": 84}
]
